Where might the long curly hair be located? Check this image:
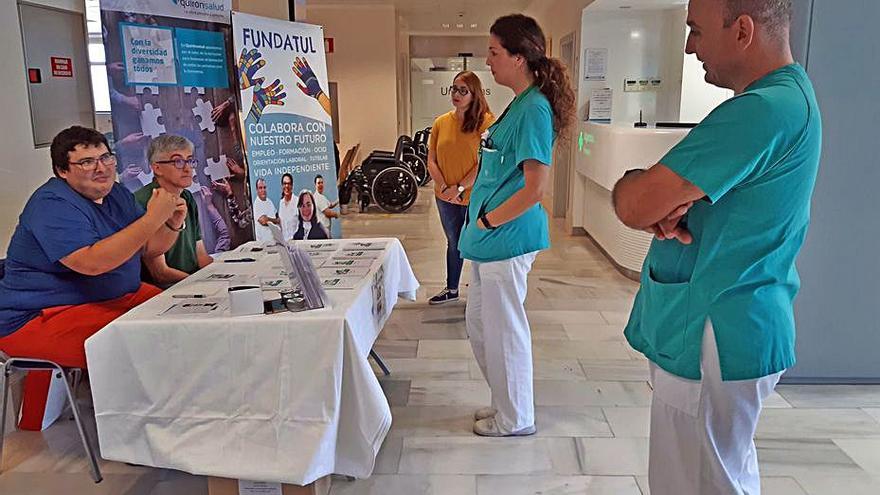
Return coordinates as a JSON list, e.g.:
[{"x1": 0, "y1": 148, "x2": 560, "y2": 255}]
[
  {"x1": 452, "y1": 71, "x2": 491, "y2": 134},
  {"x1": 490, "y1": 14, "x2": 576, "y2": 137}
]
